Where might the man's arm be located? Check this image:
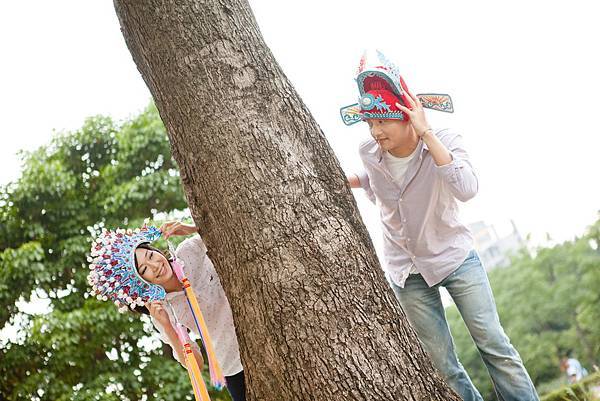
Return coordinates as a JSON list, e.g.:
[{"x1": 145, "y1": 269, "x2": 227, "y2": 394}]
[
  {"x1": 422, "y1": 130, "x2": 452, "y2": 166},
  {"x1": 426, "y1": 130, "x2": 479, "y2": 202},
  {"x1": 347, "y1": 173, "x2": 362, "y2": 188},
  {"x1": 348, "y1": 171, "x2": 376, "y2": 204},
  {"x1": 395, "y1": 90, "x2": 478, "y2": 202}
]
